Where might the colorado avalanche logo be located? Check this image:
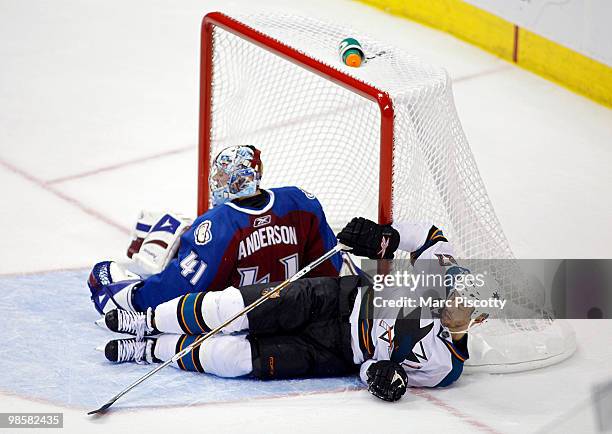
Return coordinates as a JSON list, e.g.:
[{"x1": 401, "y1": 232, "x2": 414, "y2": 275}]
[
  {"x1": 194, "y1": 220, "x2": 212, "y2": 245},
  {"x1": 253, "y1": 215, "x2": 272, "y2": 228}
]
